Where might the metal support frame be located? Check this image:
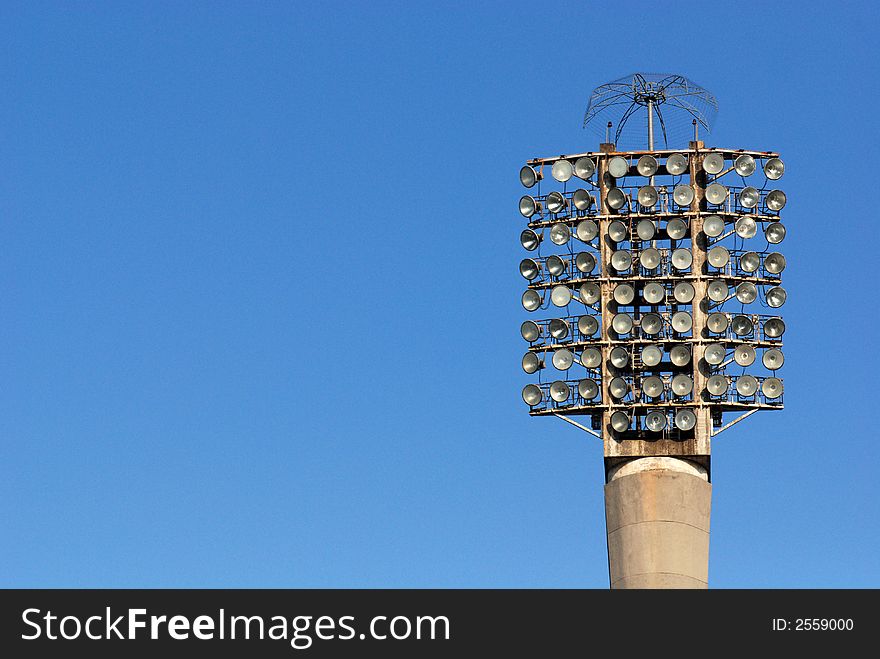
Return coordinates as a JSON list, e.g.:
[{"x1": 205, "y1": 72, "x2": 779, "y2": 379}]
[{"x1": 554, "y1": 413, "x2": 602, "y2": 439}]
